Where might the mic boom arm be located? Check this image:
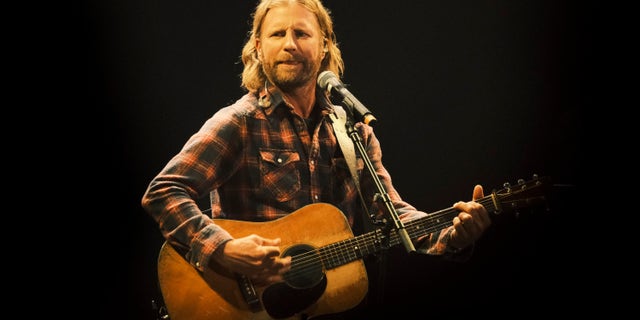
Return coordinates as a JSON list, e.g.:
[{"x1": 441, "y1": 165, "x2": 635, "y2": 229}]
[{"x1": 317, "y1": 71, "x2": 377, "y2": 126}]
